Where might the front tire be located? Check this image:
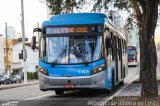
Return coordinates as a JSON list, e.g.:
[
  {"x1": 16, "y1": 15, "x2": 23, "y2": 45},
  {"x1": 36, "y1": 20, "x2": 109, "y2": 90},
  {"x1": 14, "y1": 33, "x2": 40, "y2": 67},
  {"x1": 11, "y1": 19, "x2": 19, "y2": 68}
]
[{"x1": 55, "y1": 90, "x2": 64, "y2": 95}]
